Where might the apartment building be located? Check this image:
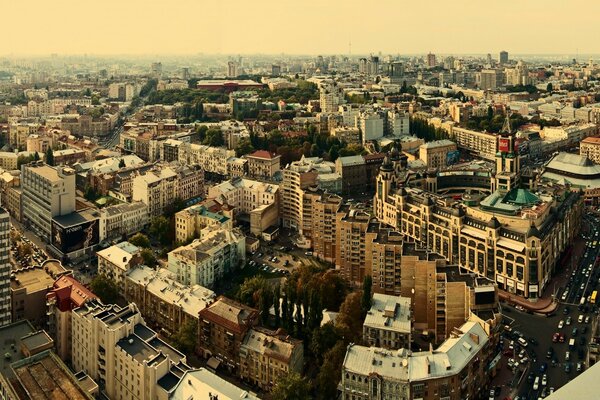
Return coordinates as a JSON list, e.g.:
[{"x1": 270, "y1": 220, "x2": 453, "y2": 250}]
[
  {"x1": 174, "y1": 203, "x2": 233, "y2": 244},
  {"x1": 167, "y1": 228, "x2": 245, "y2": 288},
  {"x1": 26, "y1": 133, "x2": 53, "y2": 153},
  {"x1": 98, "y1": 201, "x2": 149, "y2": 242},
  {"x1": 363, "y1": 294, "x2": 411, "y2": 350},
  {"x1": 0, "y1": 209, "x2": 10, "y2": 327},
  {"x1": 21, "y1": 162, "x2": 76, "y2": 239},
  {"x1": 124, "y1": 265, "x2": 215, "y2": 336},
  {"x1": 387, "y1": 110, "x2": 410, "y2": 136},
  {"x1": 239, "y1": 328, "x2": 304, "y2": 390},
  {"x1": 97, "y1": 241, "x2": 142, "y2": 285},
  {"x1": 245, "y1": 150, "x2": 281, "y2": 180},
  {"x1": 319, "y1": 81, "x2": 345, "y2": 113},
  {"x1": 364, "y1": 223, "x2": 406, "y2": 292},
  {"x1": 357, "y1": 111, "x2": 384, "y2": 143},
  {"x1": 580, "y1": 136, "x2": 600, "y2": 164},
  {"x1": 304, "y1": 190, "x2": 342, "y2": 263},
  {"x1": 448, "y1": 126, "x2": 497, "y2": 160},
  {"x1": 71, "y1": 300, "x2": 191, "y2": 400},
  {"x1": 331, "y1": 126, "x2": 361, "y2": 145},
  {"x1": 198, "y1": 296, "x2": 259, "y2": 372},
  {"x1": 208, "y1": 177, "x2": 279, "y2": 236},
  {"x1": 46, "y1": 274, "x2": 97, "y2": 362},
  {"x1": 419, "y1": 140, "x2": 458, "y2": 169},
  {"x1": 10, "y1": 260, "x2": 70, "y2": 327},
  {"x1": 158, "y1": 368, "x2": 260, "y2": 400},
  {"x1": 335, "y1": 155, "x2": 366, "y2": 195},
  {"x1": 341, "y1": 317, "x2": 494, "y2": 400},
  {"x1": 178, "y1": 142, "x2": 236, "y2": 177},
  {"x1": 0, "y1": 152, "x2": 18, "y2": 170},
  {"x1": 336, "y1": 205, "x2": 372, "y2": 284}
]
